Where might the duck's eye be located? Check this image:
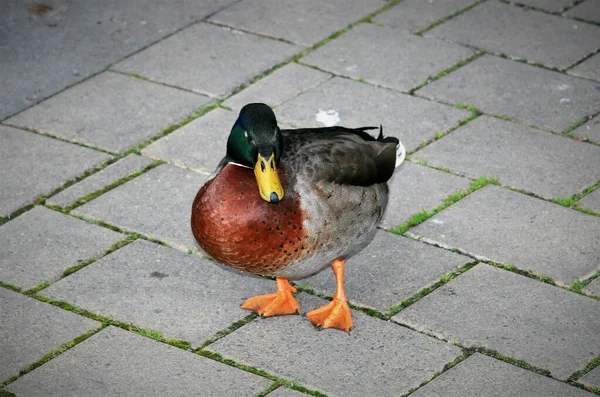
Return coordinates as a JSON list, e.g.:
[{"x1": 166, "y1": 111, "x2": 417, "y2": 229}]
[
  {"x1": 260, "y1": 161, "x2": 266, "y2": 172},
  {"x1": 244, "y1": 131, "x2": 249, "y2": 139}
]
